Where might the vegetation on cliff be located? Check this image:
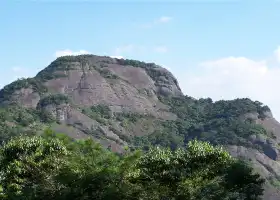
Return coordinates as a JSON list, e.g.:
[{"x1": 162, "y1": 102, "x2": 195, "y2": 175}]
[
  {"x1": 0, "y1": 78, "x2": 47, "y2": 102},
  {"x1": 133, "y1": 96, "x2": 271, "y2": 152},
  {"x1": 37, "y1": 94, "x2": 71, "y2": 108}
]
